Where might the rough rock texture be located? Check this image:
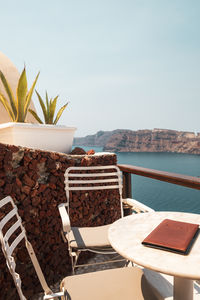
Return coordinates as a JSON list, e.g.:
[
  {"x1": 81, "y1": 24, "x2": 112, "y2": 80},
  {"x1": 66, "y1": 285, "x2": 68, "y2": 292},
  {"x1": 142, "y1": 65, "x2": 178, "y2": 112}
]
[
  {"x1": 74, "y1": 129, "x2": 200, "y2": 154},
  {"x1": 104, "y1": 129, "x2": 200, "y2": 154},
  {"x1": 73, "y1": 130, "x2": 118, "y2": 147},
  {"x1": 0, "y1": 143, "x2": 118, "y2": 299},
  {"x1": 70, "y1": 146, "x2": 87, "y2": 155}
]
